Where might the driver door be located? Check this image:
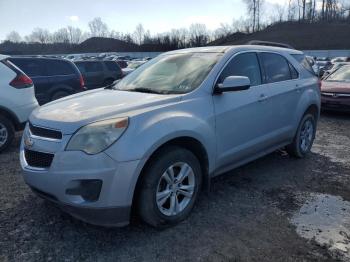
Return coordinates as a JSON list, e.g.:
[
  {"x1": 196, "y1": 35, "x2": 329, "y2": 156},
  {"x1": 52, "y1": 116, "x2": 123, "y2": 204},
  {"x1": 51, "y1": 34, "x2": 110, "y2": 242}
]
[{"x1": 213, "y1": 52, "x2": 273, "y2": 170}]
